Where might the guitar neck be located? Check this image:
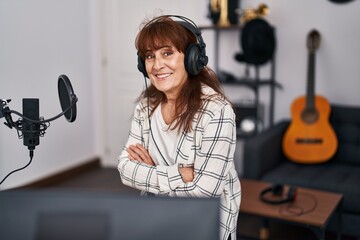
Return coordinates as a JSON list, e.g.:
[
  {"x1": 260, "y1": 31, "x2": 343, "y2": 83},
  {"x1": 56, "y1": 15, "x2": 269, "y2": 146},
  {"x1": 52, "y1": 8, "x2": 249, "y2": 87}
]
[{"x1": 306, "y1": 52, "x2": 316, "y2": 110}]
